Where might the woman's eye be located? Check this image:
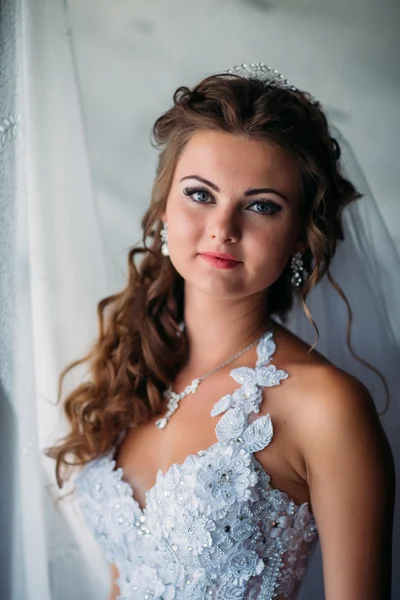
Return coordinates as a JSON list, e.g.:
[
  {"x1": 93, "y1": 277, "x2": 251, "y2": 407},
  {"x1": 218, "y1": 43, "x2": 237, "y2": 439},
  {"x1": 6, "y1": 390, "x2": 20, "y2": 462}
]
[
  {"x1": 183, "y1": 187, "x2": 281, "y2": 216},
  {"x1": 192, "y1": 190, "x2": 211, "y2": 203},
  {"x1": 183, "y1": 187, "x2": 213, "y2": 203},
  {"x1": 248, "y1": 201, "x2": 282, "y2": 216}
]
